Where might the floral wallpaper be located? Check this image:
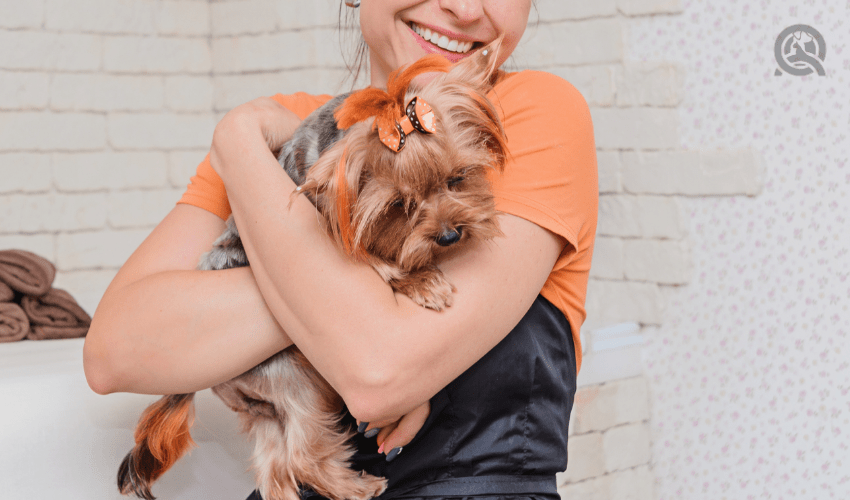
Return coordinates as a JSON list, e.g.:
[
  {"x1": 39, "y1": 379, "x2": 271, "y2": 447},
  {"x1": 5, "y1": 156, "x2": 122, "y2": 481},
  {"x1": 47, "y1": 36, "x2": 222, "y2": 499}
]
[{"x1": 628, "y1": 0, "x2": 849, "y2": 498}]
